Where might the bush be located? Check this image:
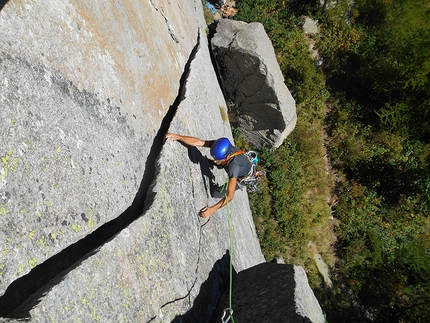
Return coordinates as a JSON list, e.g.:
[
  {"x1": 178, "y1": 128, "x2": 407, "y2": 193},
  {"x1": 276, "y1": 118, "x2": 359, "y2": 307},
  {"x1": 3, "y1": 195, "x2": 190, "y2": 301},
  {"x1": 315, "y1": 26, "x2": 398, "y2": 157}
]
[{"x1": 233, "y1": 0, "x2": 430, "y2": 321}]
